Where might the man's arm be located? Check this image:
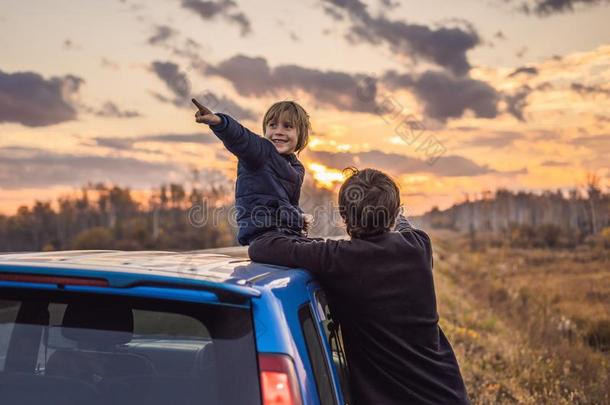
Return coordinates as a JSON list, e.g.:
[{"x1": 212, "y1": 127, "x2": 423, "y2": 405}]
[
  {"x1": 394, "y1": 212, "x2": 413, "y2": 233},
  {"x1": 248, "y1": 233, "x2": 341, "y2": 276},
  {"x1": 394, "y1": 213, "x2": 434, "y2": 268}
]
